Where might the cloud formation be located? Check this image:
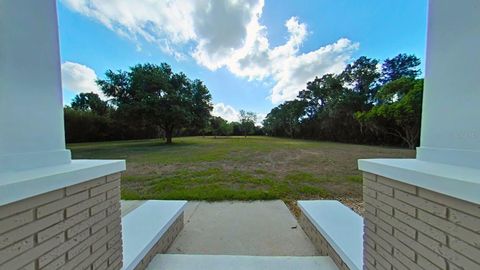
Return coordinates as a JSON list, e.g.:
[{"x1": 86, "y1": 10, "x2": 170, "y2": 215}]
[
  {"x1": 212, "y1": 103, "x2": 239, "y2": 122},
  {"x1": 61, "y1": 61, "x2": 104, "y2": 99},
  {"x1": 61, "y1": 0, "x2": 358, "y2": 103},
  {"x1": 212, "y1": 103, "x2": 265, "y2": 126}
]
